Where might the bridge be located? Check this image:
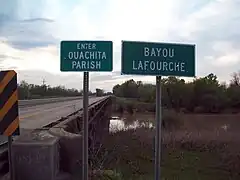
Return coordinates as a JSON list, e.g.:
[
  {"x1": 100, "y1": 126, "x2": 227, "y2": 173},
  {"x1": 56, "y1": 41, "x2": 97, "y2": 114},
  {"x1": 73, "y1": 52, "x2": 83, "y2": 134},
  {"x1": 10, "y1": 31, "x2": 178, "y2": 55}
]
[{"x1": 0, "y1": 95, "x2": 113, "y2": 180}]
